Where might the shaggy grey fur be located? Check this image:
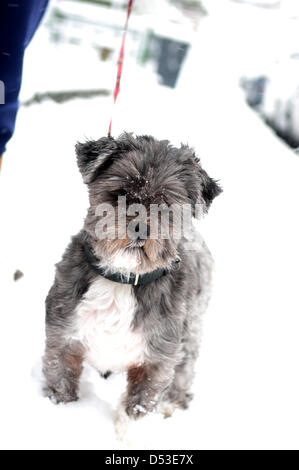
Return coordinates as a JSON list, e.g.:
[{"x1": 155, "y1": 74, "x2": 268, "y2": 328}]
[{"x1": 43, "y1": 133, "x2": 221, "y2": 418}]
